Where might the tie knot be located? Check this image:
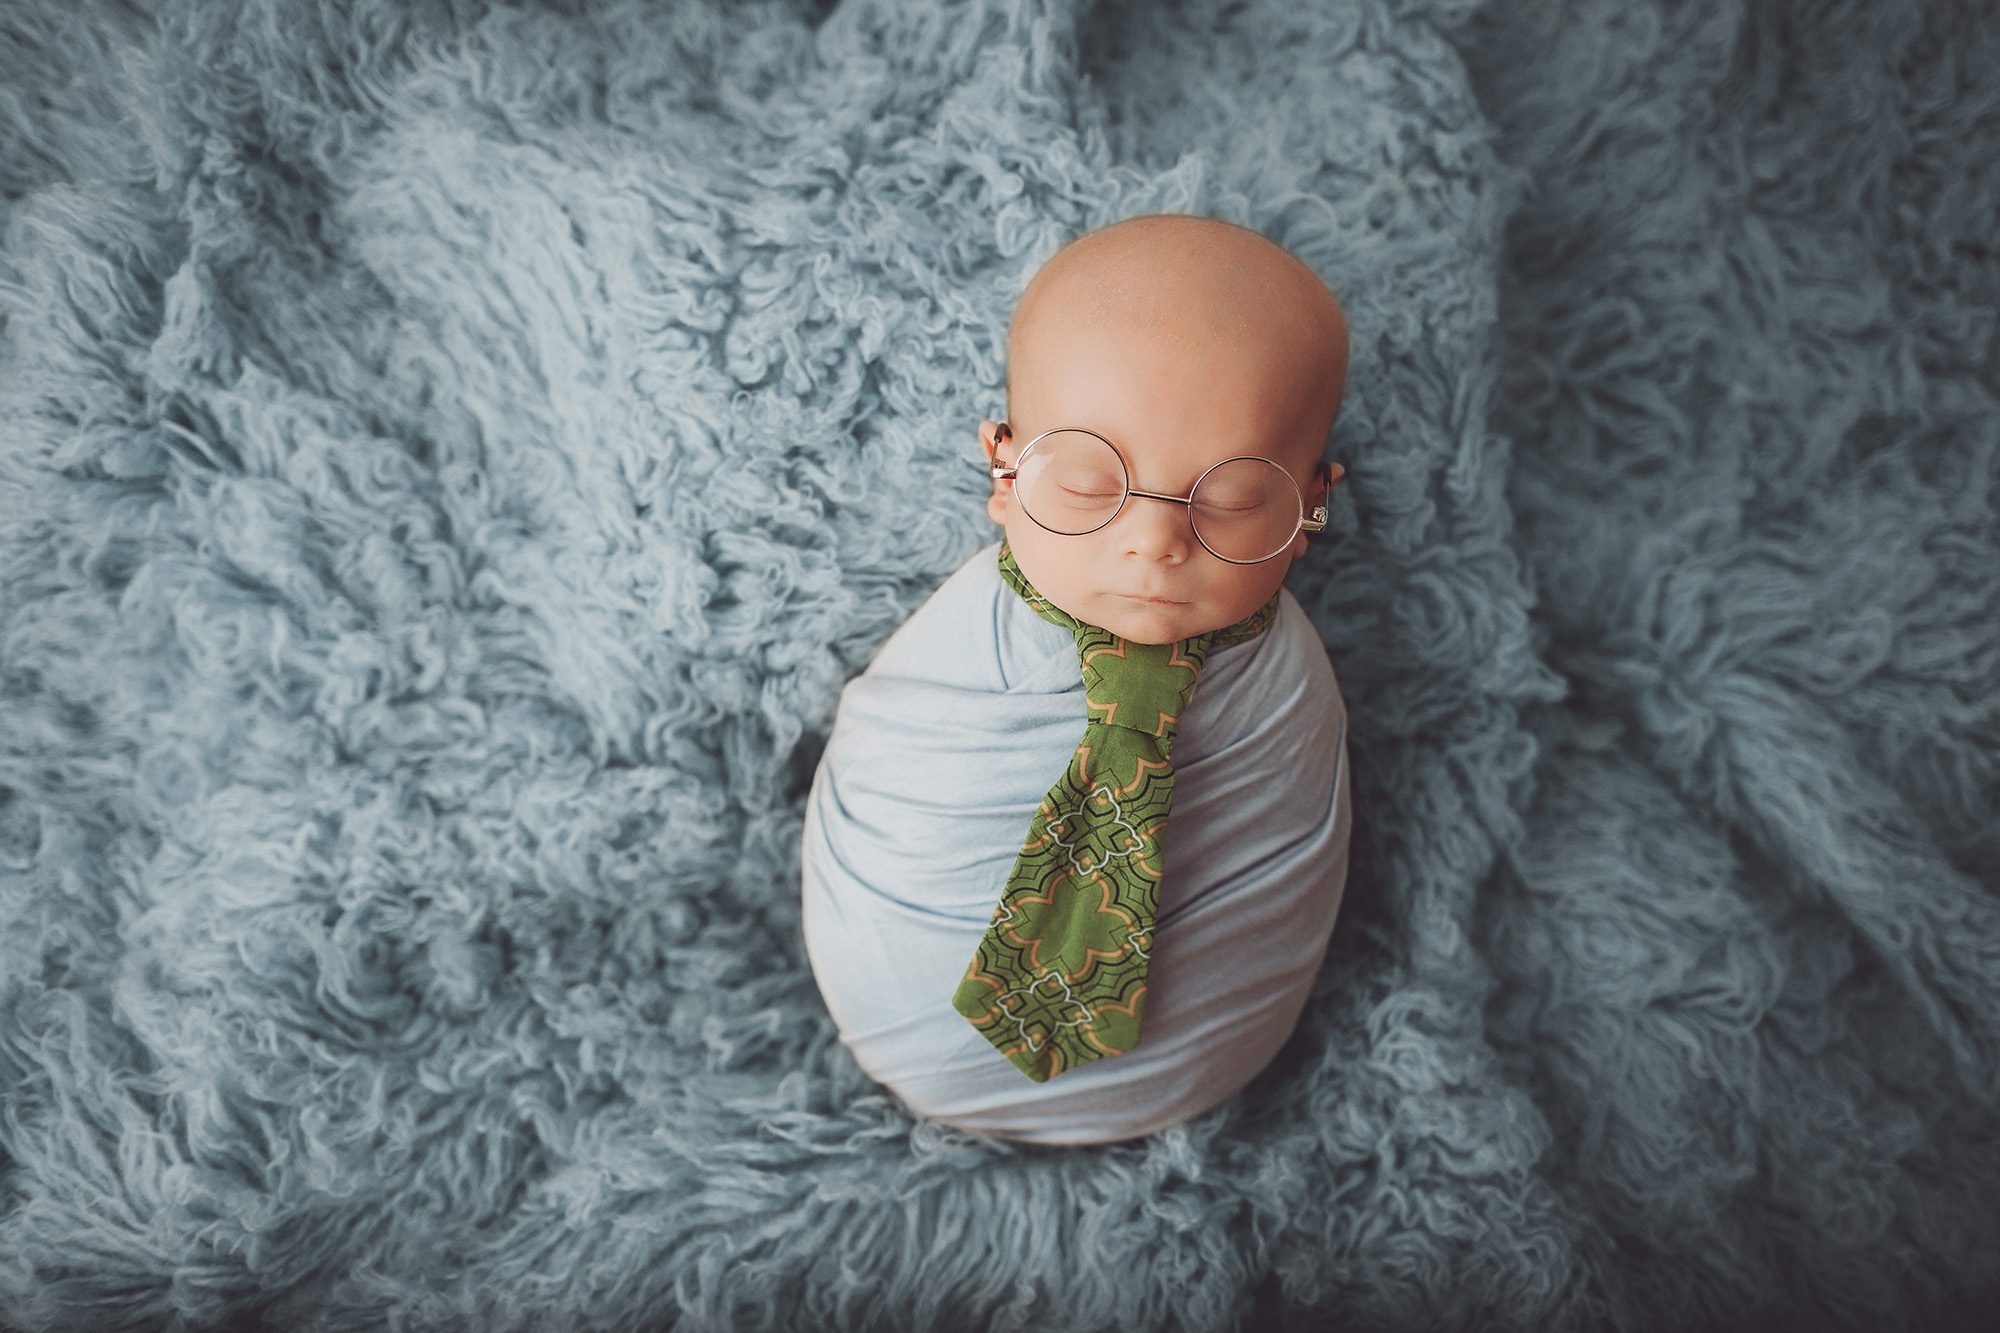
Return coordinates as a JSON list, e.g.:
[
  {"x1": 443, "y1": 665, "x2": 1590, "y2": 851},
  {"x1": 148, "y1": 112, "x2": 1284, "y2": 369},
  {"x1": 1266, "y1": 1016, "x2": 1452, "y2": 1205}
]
[
  {"x1": 1080, "y1": 638, "x2": 1208, "y2": 740},
  {"x1": 995, "y1": 540, "x2": 1281, "y2": 742}
]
